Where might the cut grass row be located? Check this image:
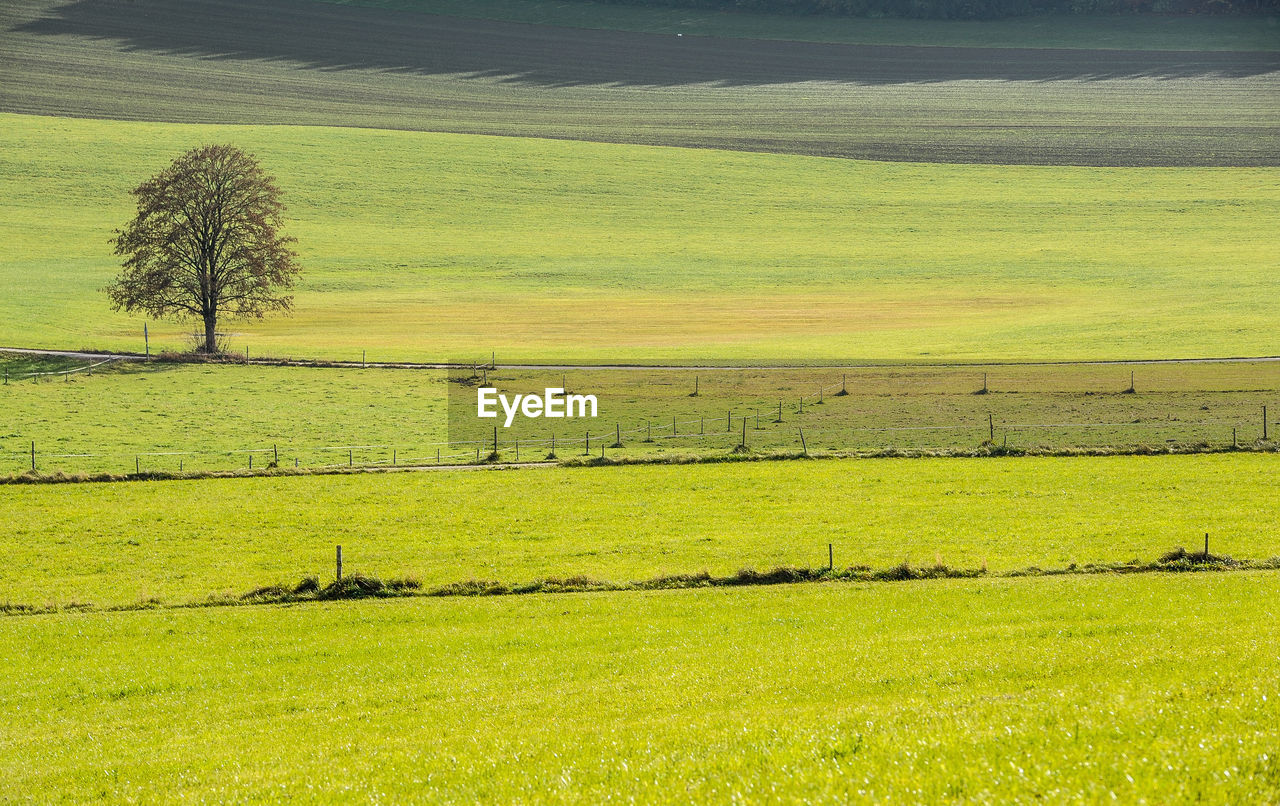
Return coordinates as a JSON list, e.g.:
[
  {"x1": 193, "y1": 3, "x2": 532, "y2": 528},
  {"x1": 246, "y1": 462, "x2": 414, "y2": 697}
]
[
  {"x1": 3, "y1": 0, "x2": 1276, "y2": 166},
  {"x1": 1, "y1": 453, "x2": 1275, "y2": 608},
  {"x1": 3, "y1": 357, "x2": 1276, "y2": 475},
  {"x1": 2, "y1": 572, "x2": 1277, "y2": 801},
  {"x1": 3, "y1": 114, "x2": 1278, "y2": 362}
]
